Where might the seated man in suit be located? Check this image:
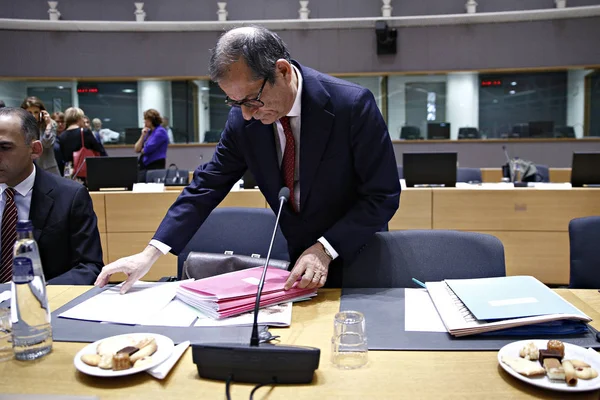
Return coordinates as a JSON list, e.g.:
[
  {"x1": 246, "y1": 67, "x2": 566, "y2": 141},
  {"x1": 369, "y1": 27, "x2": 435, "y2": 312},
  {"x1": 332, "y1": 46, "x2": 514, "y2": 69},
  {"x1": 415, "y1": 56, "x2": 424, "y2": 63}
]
[
  {"x1": 0, "y1": 107, "x2": 103, "y2": 284},
  {"x1": 96, "y1": 26, "x2": 400, "y2": 294}
]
